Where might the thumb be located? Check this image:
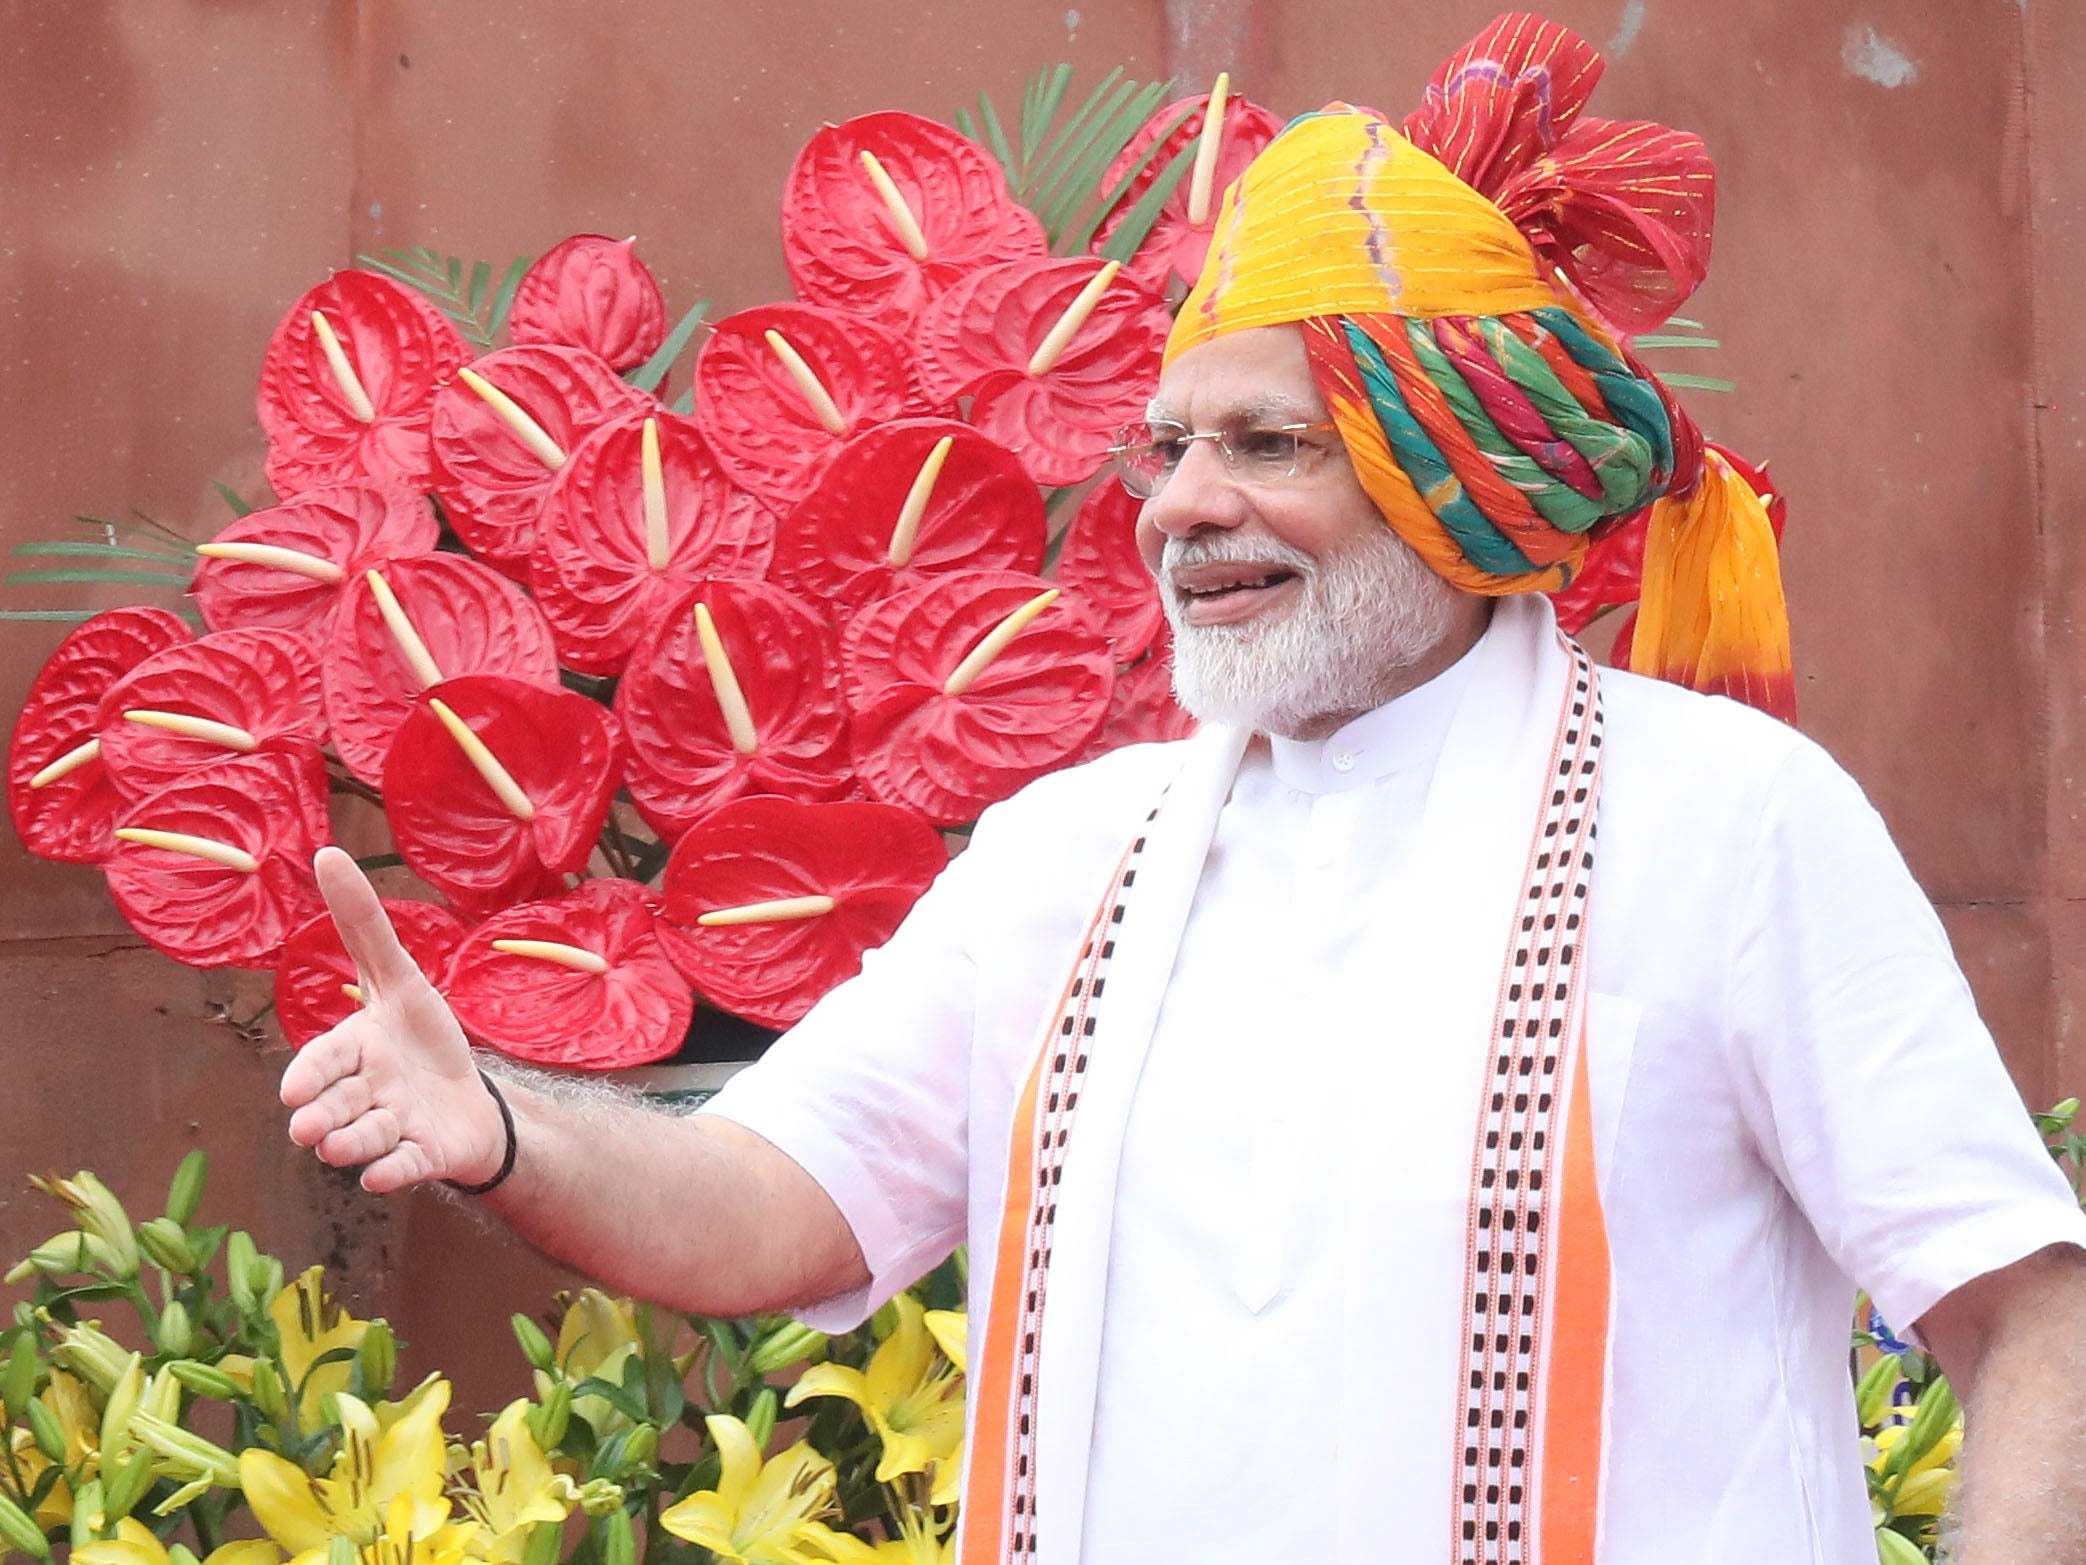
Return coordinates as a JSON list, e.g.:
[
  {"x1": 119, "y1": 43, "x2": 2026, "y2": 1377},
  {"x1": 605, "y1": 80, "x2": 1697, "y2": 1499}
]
[{"x1": 314, "y1": 846, "x2": 423, "y2": 999}]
